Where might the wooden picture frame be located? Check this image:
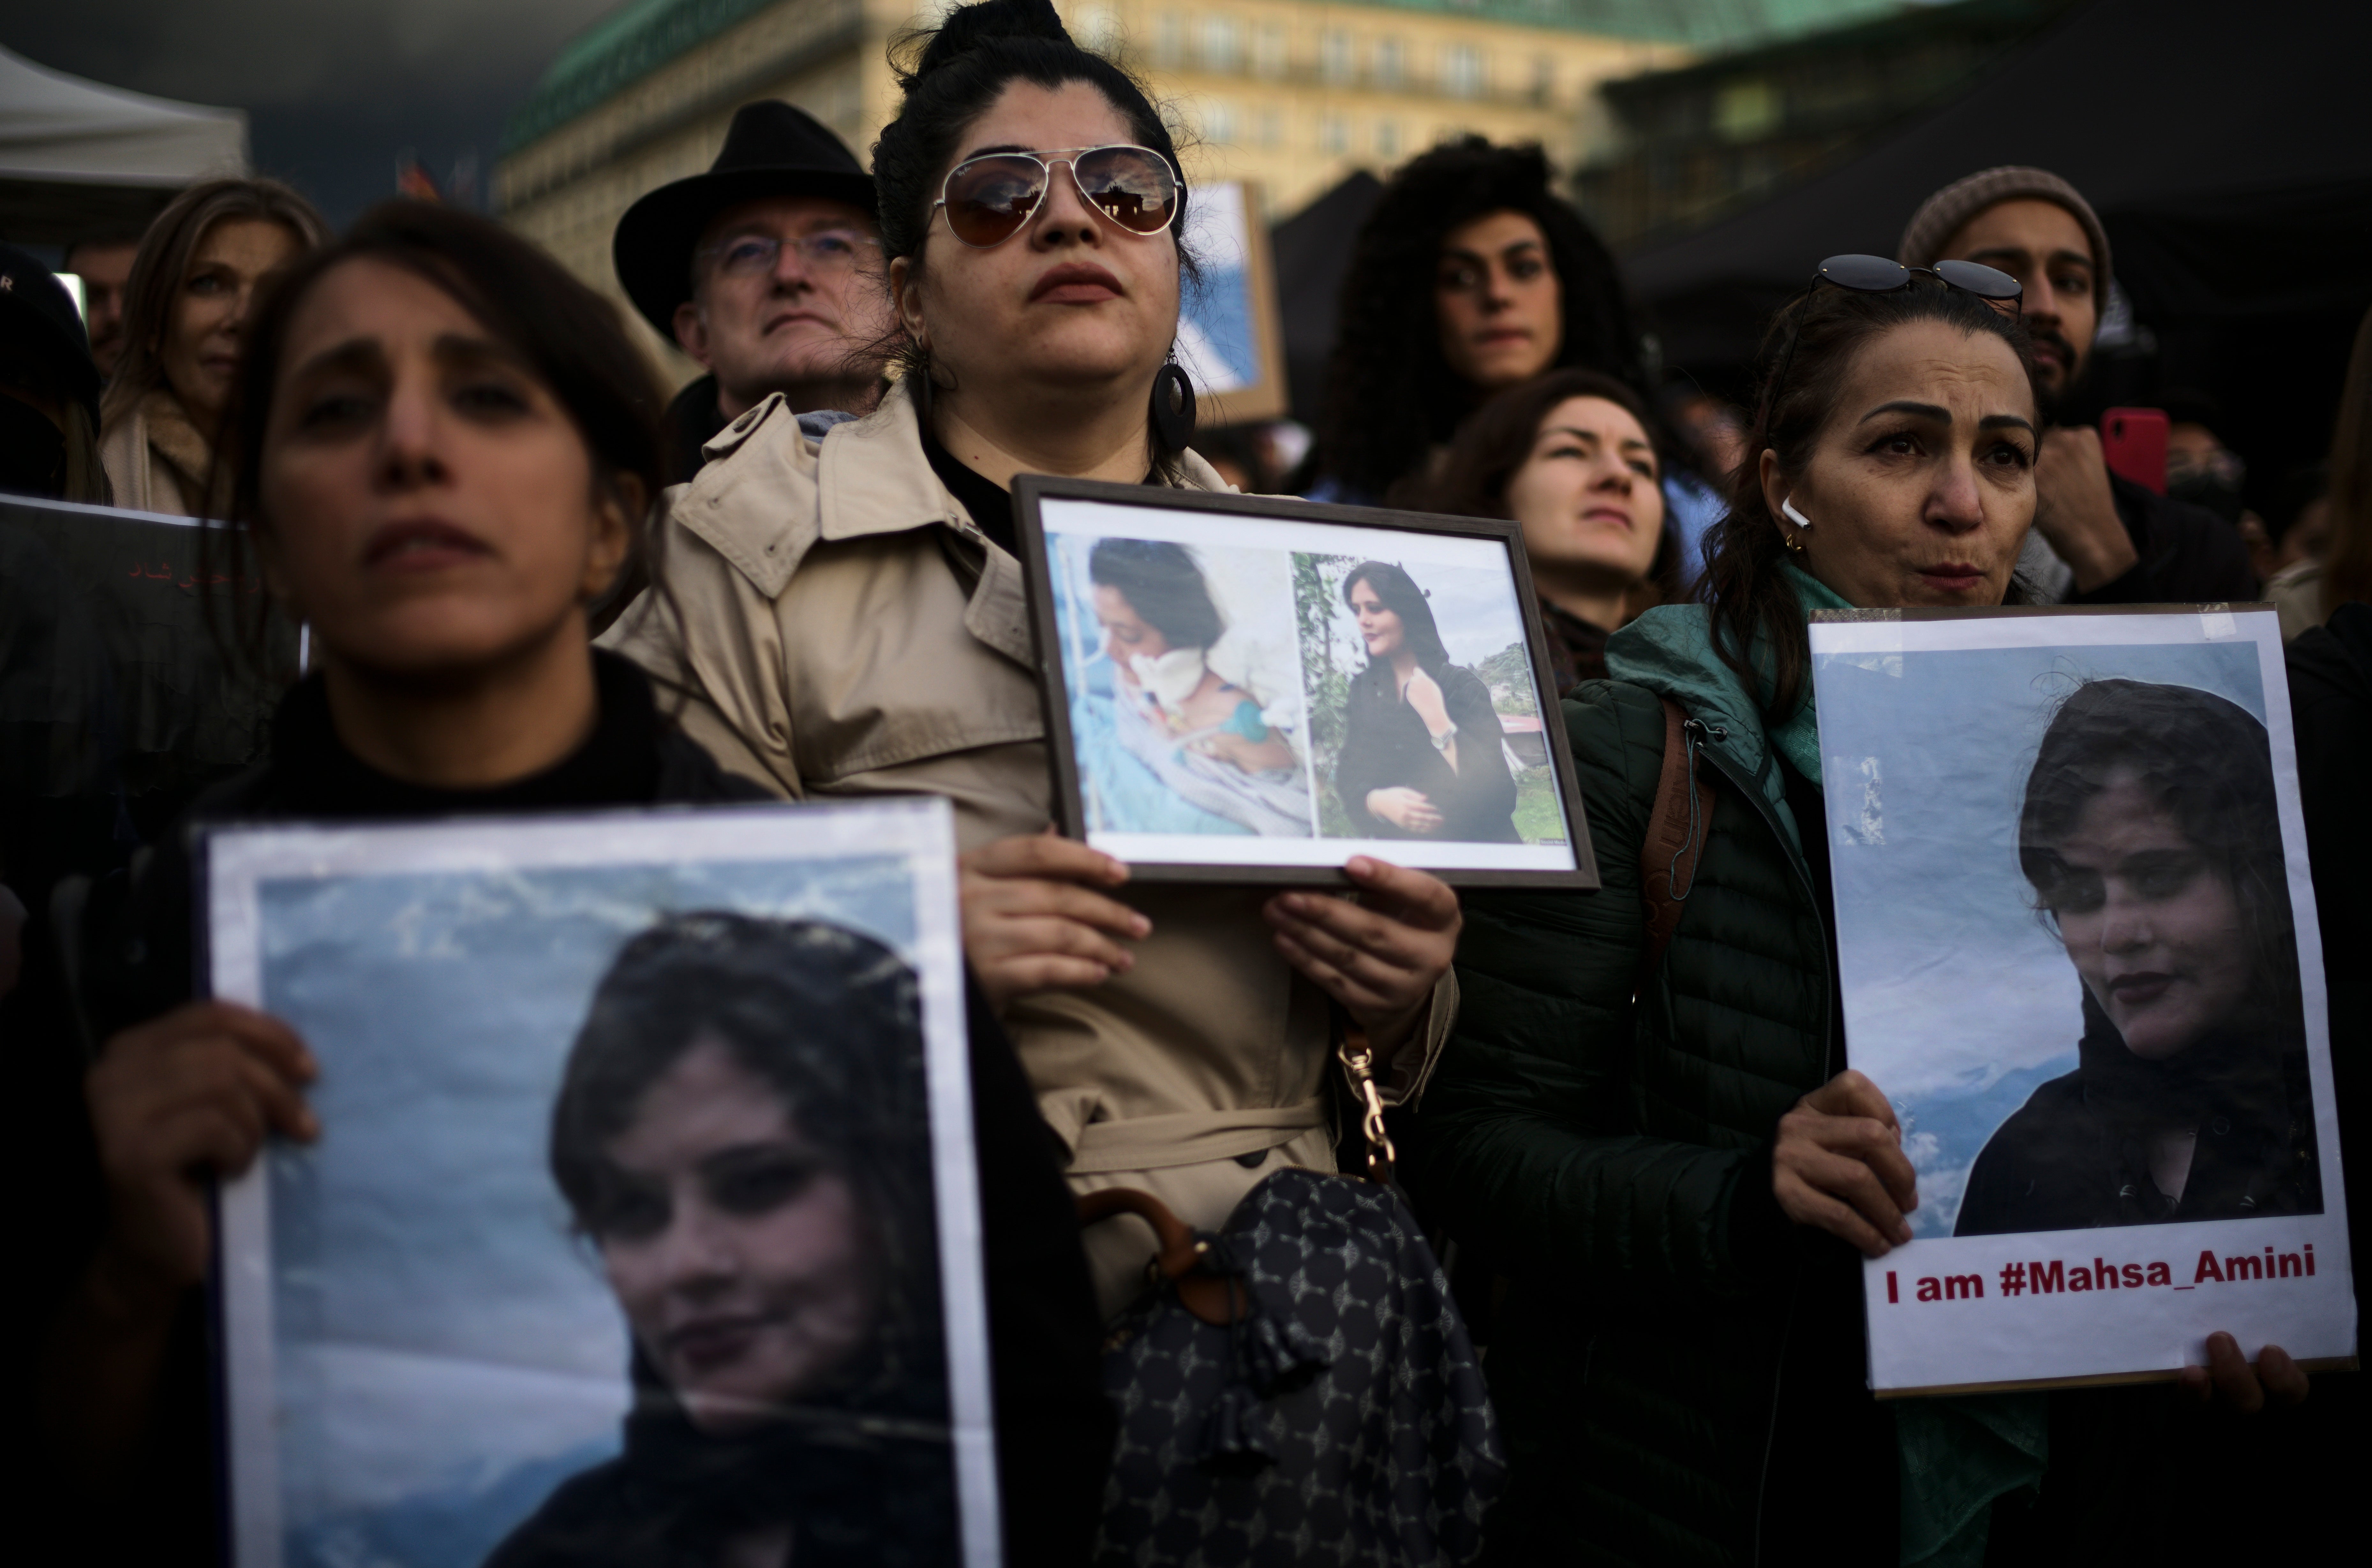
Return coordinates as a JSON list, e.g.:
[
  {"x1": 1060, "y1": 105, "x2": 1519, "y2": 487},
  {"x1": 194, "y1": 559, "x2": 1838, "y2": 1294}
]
[{"x1": 1013, "y1": 475, "x2": 1597, "y2": 888}]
